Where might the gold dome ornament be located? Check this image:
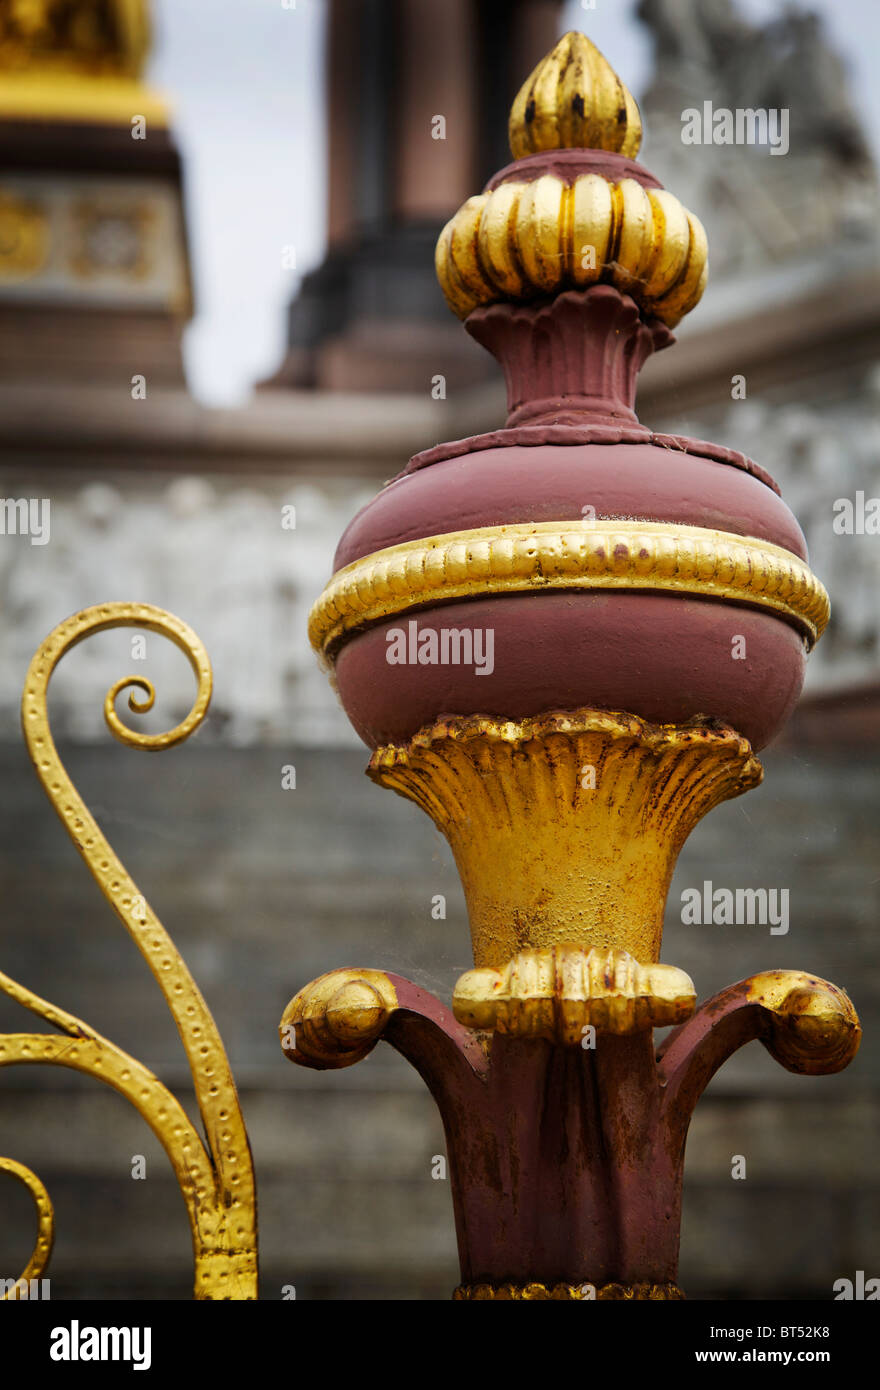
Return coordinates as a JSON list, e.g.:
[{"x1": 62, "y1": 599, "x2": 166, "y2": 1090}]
[
  {"x1": 435, "y1": 31, "x2": 708, "y2": 328},
  {"x1": 508, "y1": 31, "x2": 642, "y2": 160}
]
